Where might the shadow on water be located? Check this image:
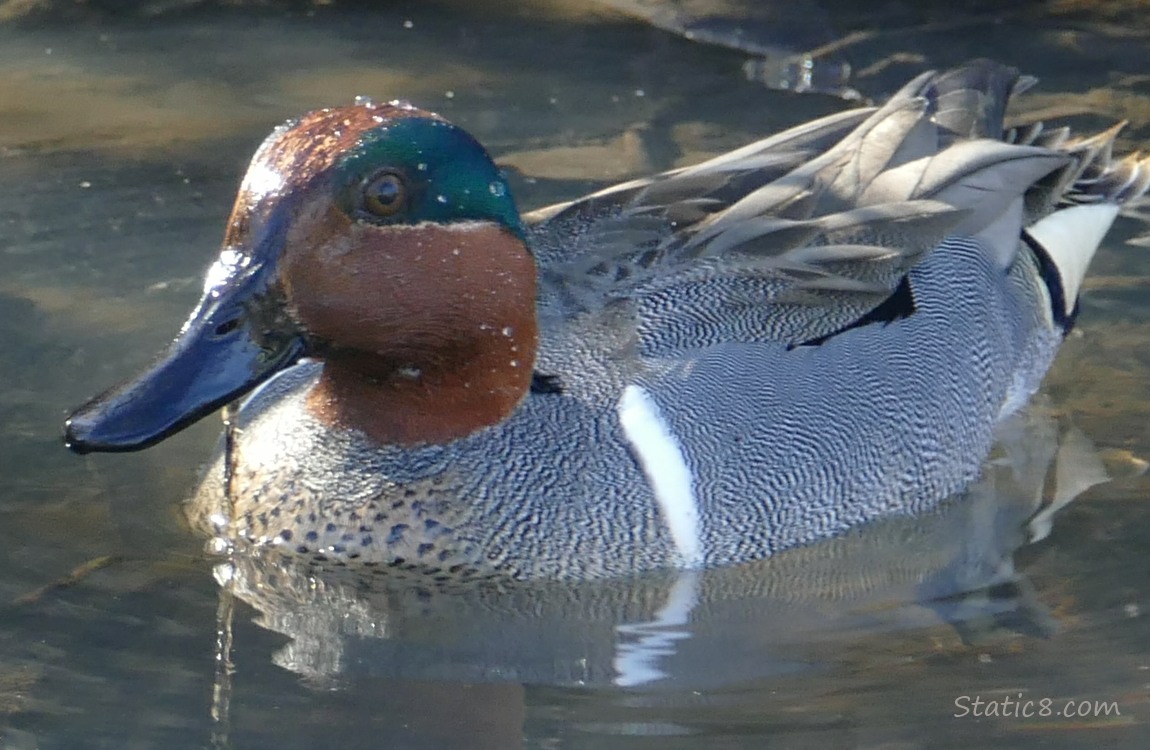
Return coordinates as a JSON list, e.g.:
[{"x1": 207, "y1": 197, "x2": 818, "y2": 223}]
[{"x1": 2, "y1": 1, "x2": 1150, "y2": 748}]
